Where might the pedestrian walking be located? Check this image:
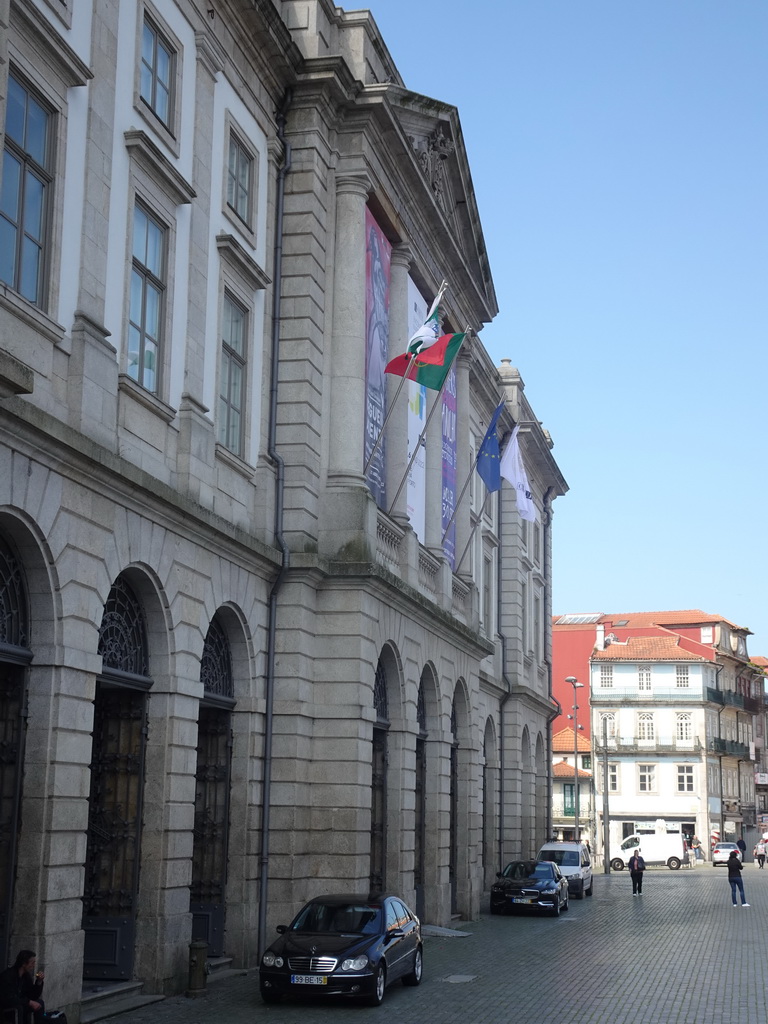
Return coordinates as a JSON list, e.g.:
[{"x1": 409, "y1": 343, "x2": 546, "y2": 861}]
[
  {"x1": 691, "y1": 835, "x2": 703, "y2": 861},
  {"x1": 737, "y1": 836, "x2": 747, "y2": 858},
  {"x1": 756, "y1": 840, "x2": 766, "y2": 868},
  {"x1": 629, "y1": 851, "x2": 646, "y2": 895},
  {"x1": 727, "y1": 850, "x2": 749, "y2": 907}
]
